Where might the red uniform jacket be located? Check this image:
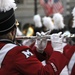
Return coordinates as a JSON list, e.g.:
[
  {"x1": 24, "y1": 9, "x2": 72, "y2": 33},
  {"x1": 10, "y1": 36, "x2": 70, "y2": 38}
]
[
  {"x1": 64, "y1": 45, "x2": 75, "y2": 75},
  {"x1": 30, "y1": 41, "x2": 53, "y2": 61},
  {"x1": 42, "y1": 42, "x2": 75, "y2": 75},
  {"x1": 0, "y1": 40, "x2": 68, "y2": 75}
]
